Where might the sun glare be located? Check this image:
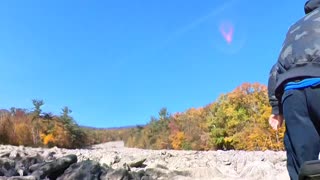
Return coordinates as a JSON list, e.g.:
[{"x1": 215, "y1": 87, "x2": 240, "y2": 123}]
[{"x1": 219, "y1": 22, "x2": 234, "y2": 44}]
